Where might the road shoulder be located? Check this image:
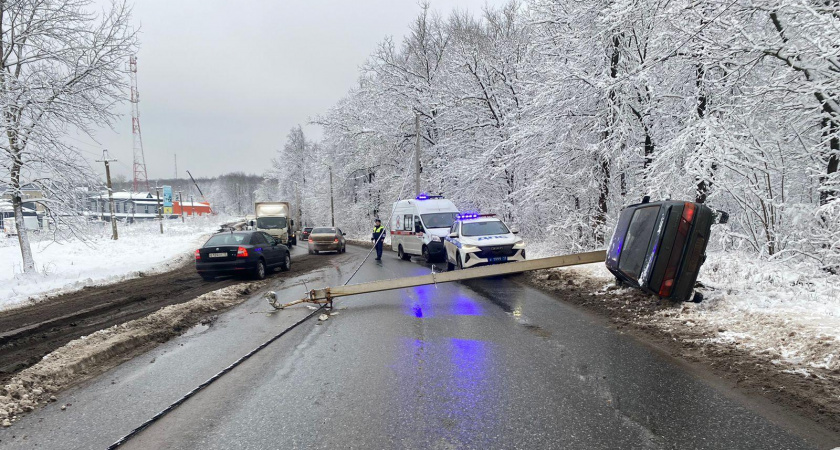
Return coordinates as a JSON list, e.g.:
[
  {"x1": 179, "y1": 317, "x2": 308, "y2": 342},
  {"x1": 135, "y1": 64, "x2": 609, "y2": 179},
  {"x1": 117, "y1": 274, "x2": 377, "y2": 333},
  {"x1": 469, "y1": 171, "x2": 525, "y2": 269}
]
[{"x1": 513, "y1": 268, "x2": 840, "y2": 447}]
